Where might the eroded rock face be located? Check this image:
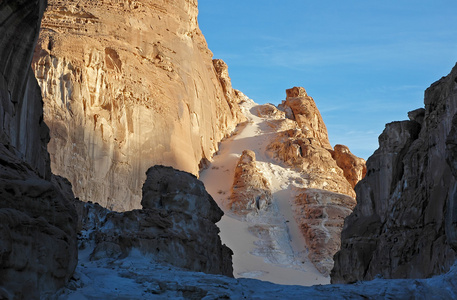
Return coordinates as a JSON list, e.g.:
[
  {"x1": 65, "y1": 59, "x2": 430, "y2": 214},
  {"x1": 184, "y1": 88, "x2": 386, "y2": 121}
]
[
  {"x1": 0, "y1": 1, "x2": 78, "y2": 297},
  {"x1": 32, "y1": 0, "x2": 244, "y2": 211},
  {"x1": 229, "y1": 150, "x2": 272, "y2": 215},
  {"x1": 280, "y1": 87, "x2": 332, "y2": 150},
  {"x1": 76, "y1": 165, "x2": 233, "y2": 277},
  {"x1": 330, "y1": 144, "x2": 367, "y2": 189},
  {"x1": 252, "y1": 88, "x2": 364, "y2": 275},
  {"x1": 266, "y1": 129, "x2": 356, "y2": 198},
  {"x1": 332, "y1": 63, "x2": 457, "y2": 283},
  {"x1": 292, "y1": 188, "x2": 356, "y2": 276}
]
